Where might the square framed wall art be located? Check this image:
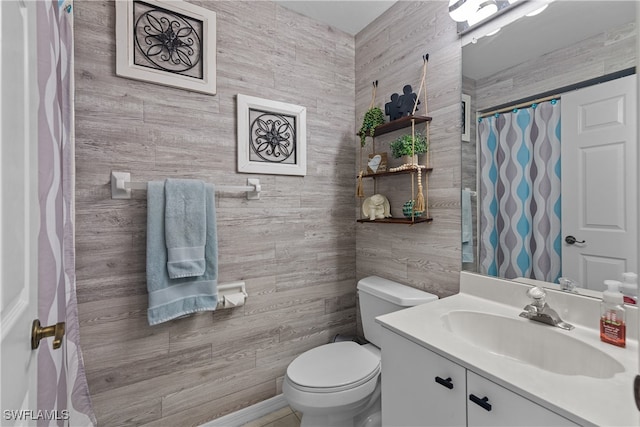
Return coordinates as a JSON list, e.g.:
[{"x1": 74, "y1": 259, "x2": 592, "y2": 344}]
[
  {"x1": 237, "y1": 94, "x2": 307, "y2": 176},
  {"x1": 462, "y1": 93, "x2": 471, "y2": 142},
  {"x1": 115, "y1": 0, "x2": 216, "y2": 95}
]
